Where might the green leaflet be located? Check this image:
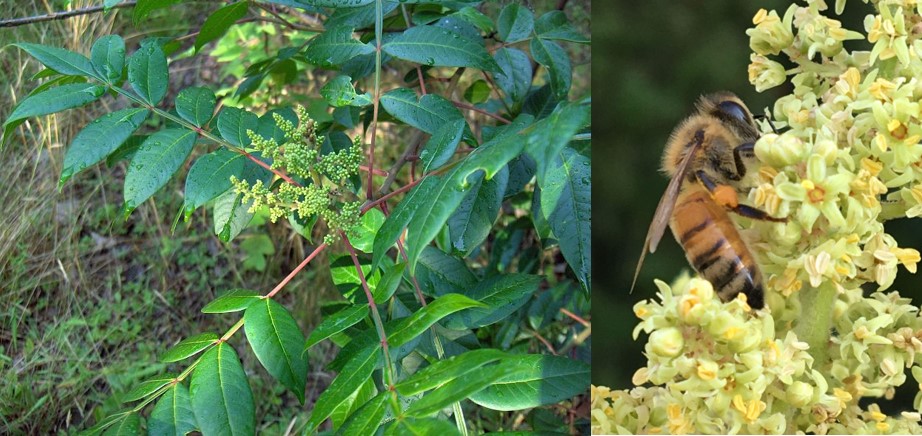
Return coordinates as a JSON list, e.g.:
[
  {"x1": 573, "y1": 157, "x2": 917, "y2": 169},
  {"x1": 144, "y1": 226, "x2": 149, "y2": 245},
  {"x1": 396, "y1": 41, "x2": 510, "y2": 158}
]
[
  {"x1": 148, "y1": 383, "x2": 197, "y2": 436},
  {"x1": 175, "y1": 87, "x2": 216, "y2": 127},
  {"x1": 14, "y1": 43, "x2": 100, "y2": 79},
  {"x1": 121, "y1": 373, "x2": 177, "y2": 403},
  {"x1": 195, "y1": 2, "x2": 249, "y2": 52},
  {"x1": 304, "y1": 26, "x2": 375, "y2": 68},
  {"x1": 190, "y1": 343, "x2": 255, "y2": 436},
  {"x1": 244, "y1": 299, "x2": 309, "y2": 404},
  {"x1": 469, "y1": 354, "x2": 590, "y2": 411},
  {"x1": 123, "y1": 129, "x2": 197, "y2": 215},
  {"x1": 201, "y1": 289, "x2": 261, "y2": 313},
  {"x1": 306, "y1": 342, "x2": 381, "y2": 432},
  {"x1": 541, "y1": 147, "x2": 591, "y2": 293},
  {"x1": 385, "y1": 417, "x2": 461, "y2": 436},
  {"x1": 217, "y1": 107, "x2": 259, "y2": 147},
  {"x1": 387, "y1": 293, "x2": 485, "y2": 347},
  {"x1": 60, "y1": 108, "x2": 150, "y2": 186},
  {"x1": 160, "y1": 332, "x2": 219, "y2": 363},
  {"x1": 128, "y1": 41, "x2": 168, "y2": 105},
  {"x1": 4, "y1": 83, "x2": 106, "y2": 129},
  {"x1": 304, "y1": 304, "x2": 369, "y2": 349},
  {"x1": 183, "y1": 149, "x2": 246, "y2": 216},
  {"x1": 91, "y1": 35, "x2": 125, "y2": 82},
  {"x1": 443, "y1": 274, "x2": 542, "y2": 329},
  {"x1": 530, "y1": 37, "x2": 571, "y2": 100},
  {"x1": 382, "y1": 25, "x2": 500, "y2": 72},
  {"x1": 497, "y1": 3, "x2": 534, "y2": 42}
]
